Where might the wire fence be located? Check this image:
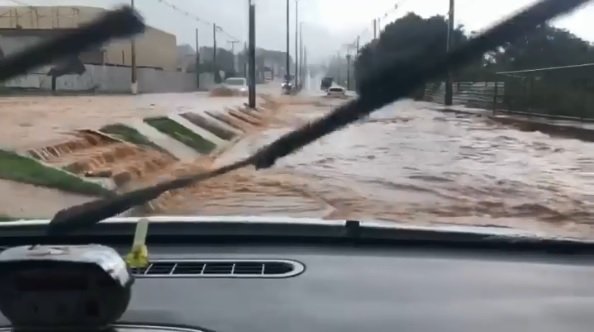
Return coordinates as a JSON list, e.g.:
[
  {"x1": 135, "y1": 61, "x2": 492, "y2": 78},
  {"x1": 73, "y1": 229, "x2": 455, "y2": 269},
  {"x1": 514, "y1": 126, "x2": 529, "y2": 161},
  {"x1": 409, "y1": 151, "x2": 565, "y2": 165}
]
[
  {"x1": 496, "y1": 64, "x2": 594, "y2": 121},
  {"x1": 424, "y1": 63, "x2": 594, "y2": 122}
]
